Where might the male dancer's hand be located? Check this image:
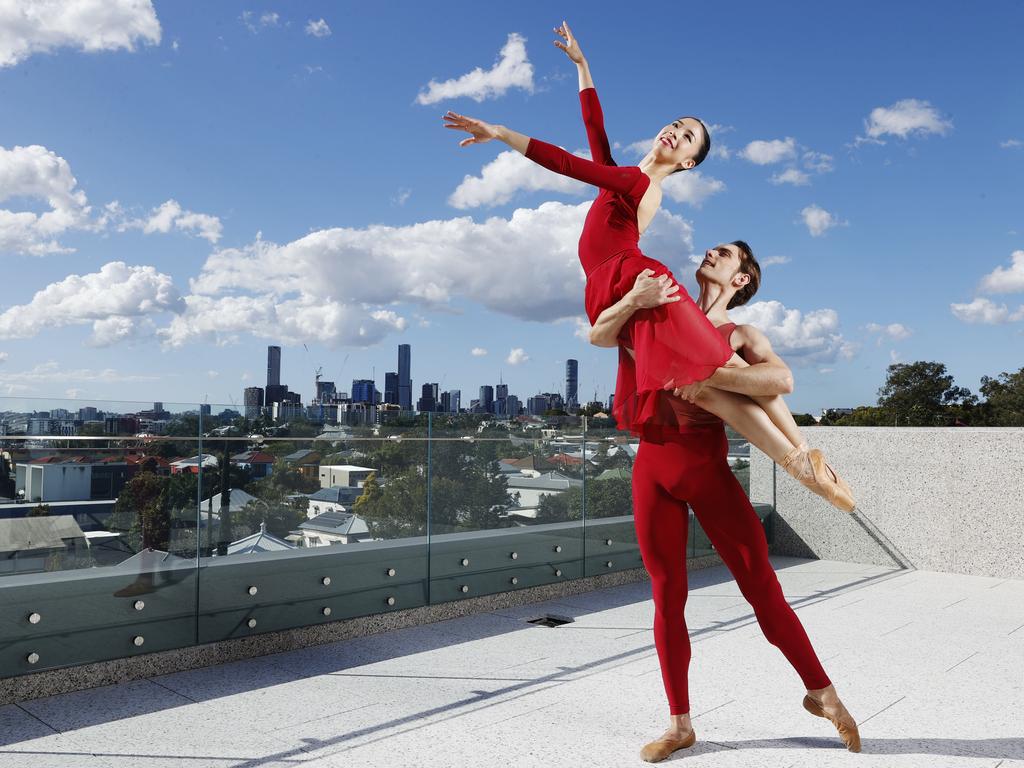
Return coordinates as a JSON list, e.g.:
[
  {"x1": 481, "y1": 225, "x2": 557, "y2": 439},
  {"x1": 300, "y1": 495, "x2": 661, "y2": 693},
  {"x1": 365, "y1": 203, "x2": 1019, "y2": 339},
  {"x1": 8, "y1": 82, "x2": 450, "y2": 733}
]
[
  {"x1": 442, "y1": 112, "x2": 501, "y2": 147},
  {"x1": 674, "y1": 379, "x2": 709, "y2": 403},
  {"x1": 553, "y1": 20, "x2": 585, "y2": 64},
  {"x1": 629, "y1": 269, "x2": 680, "y2": 309}
]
